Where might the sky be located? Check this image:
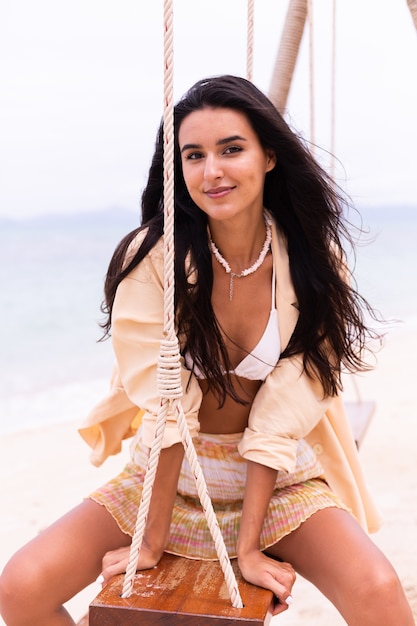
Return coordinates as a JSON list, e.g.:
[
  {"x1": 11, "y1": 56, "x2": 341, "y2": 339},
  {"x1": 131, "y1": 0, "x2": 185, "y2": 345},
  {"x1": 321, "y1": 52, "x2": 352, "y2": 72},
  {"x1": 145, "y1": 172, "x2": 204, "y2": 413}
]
[{"x1": 0, "y1": 0, "x2": 416, "y2": 220}]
